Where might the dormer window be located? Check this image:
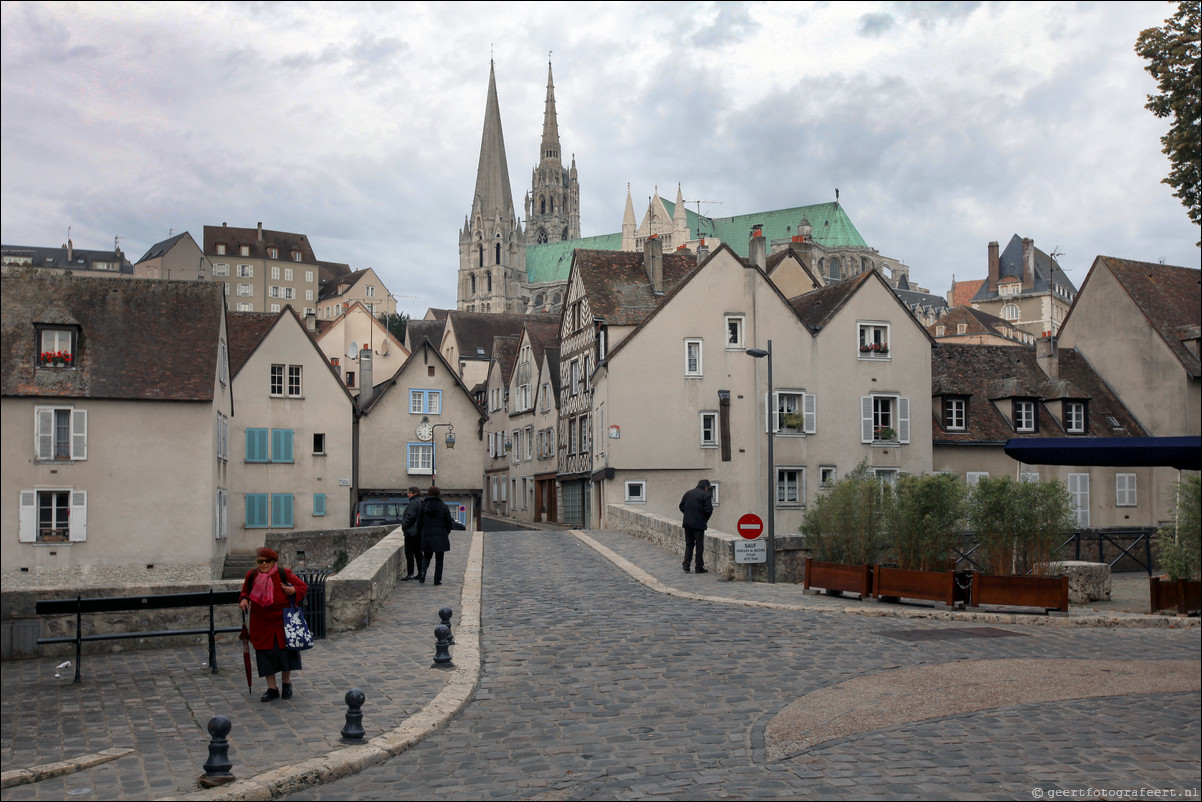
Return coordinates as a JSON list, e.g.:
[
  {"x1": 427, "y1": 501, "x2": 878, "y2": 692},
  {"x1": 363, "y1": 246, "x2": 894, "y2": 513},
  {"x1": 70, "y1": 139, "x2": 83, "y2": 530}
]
[
  {"x1": 291, "y1": 250, "x2": 302, "y2": 262},
  {"x1": 1014, "y1": 399, "x2": 1037, "y2": 432},
  {"x1": 215, "y1": 243, "x2": 227, "y2": 255},
  {"x1": 267, "y1": 247, "x2": 279, "y2": 259},
  {"x1": 239, "y1": 244, "x2": 250, "y2": 256},
  {"x1": 1065, "y1": 401, "x2": 1087, "y2": 434},
  {"x1": 36, "y1": 326, "x2": 77, "y2": 368},
  {"x1": 943, "y1": 397, "x2": 967, "y2": 431}
]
